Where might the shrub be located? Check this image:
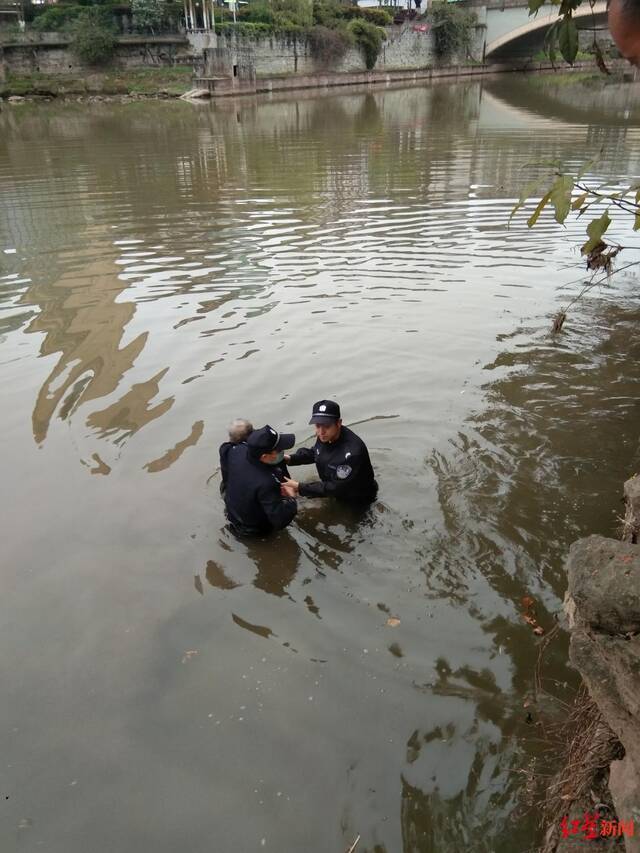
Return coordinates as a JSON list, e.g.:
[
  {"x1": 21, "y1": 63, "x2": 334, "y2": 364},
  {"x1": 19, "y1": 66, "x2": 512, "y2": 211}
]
[
  {"x1": 347, "y1": 17, "x2": 385, "y2": 69},
  {"x1": 309, "y1": 23, "x2": 353, "y2": 66},
  {"x1": 241, "y1": 0, "x2": 276, "y2": 24},
  {"x1": 132, "y1": 0, "x2": 169, "y2": 32},
  {"x1": 428, "y1": 2, "x2": 476, "y2": 60},
  {"x1": 312, "y1": 0, "x2": 356, "y2": 26},
  {"x1": 214, "y1": 21, "x2": 274, "y2": 35},
  {"x1": 69, "y1": 7, "x2": 117, "y2": 65},
  {"x1": 361, "y1": 7, "x2": 391, "y2": 26},
  {"x1": 270, "y1": 0, "x2": 312, "y2": 29},
  {"x1": 30, "y1": 4, "x2": 84, "y2": 31}
]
